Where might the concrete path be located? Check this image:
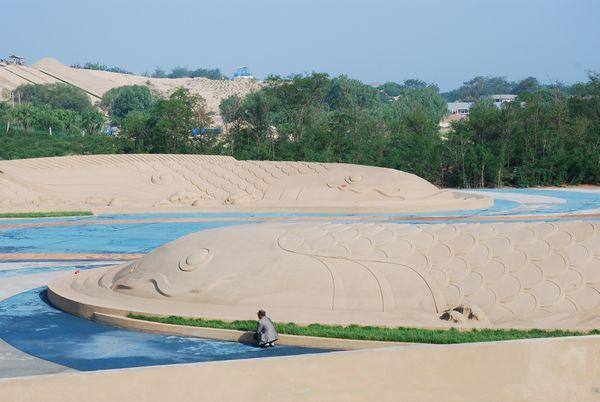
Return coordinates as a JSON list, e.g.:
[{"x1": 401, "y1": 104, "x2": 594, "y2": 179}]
[{"x1": 0, "y1": 339, "x2": 72, "y2": 378}]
